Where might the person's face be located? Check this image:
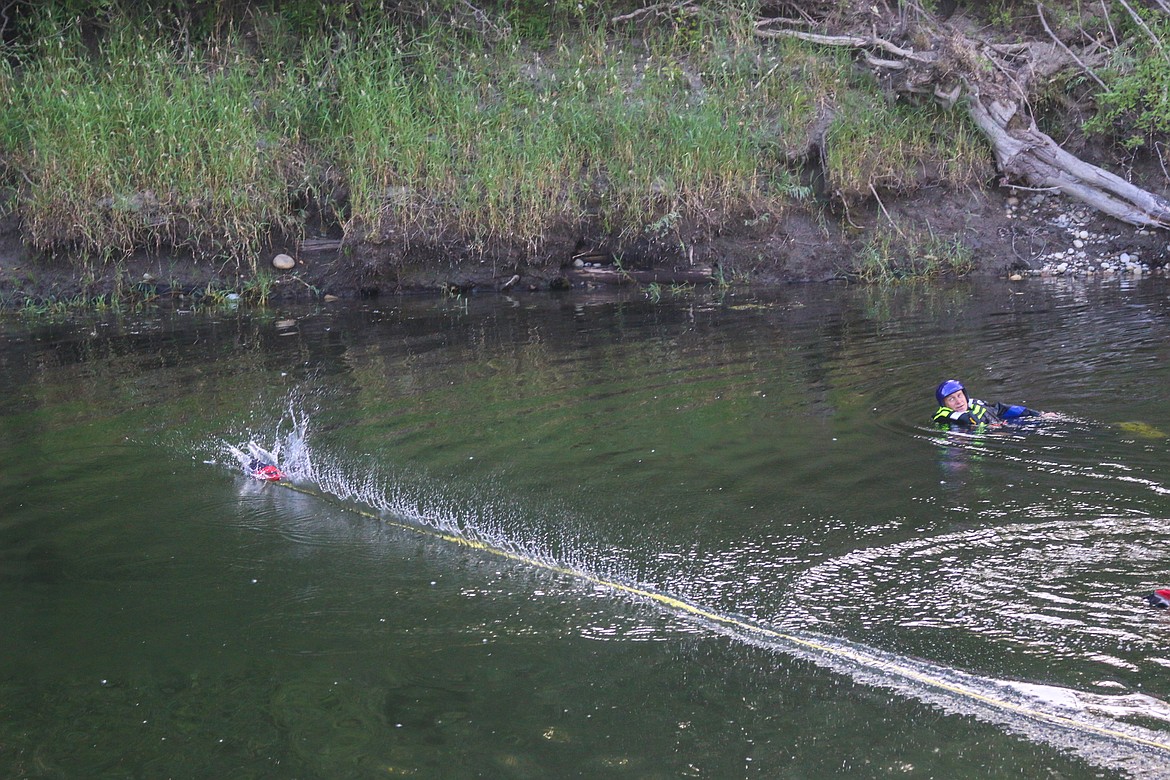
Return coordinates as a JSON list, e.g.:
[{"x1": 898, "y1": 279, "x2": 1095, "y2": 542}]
[{"x1": 943, "y1": 390, "x2": 968, "y2": 413}]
